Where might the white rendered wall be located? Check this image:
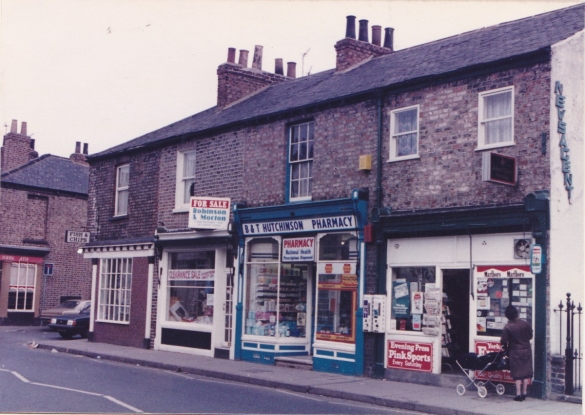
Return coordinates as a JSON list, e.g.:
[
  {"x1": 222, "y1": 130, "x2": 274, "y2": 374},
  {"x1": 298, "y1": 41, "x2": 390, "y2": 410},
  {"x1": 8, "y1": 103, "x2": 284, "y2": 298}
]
[{"x1": 549, "y1": 30, "x2": 585, "y2": 355}]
